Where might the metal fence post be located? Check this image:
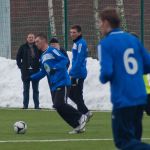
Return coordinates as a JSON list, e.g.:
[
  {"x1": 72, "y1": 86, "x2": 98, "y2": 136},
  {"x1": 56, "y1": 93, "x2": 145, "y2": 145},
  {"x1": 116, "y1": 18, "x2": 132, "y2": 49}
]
[
  {"x1": 64, "y1": 0, "x2": 68, "y2": 51},
  {"x1": 140, "y1": 0, "x2": 144, "y2": 44}
]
